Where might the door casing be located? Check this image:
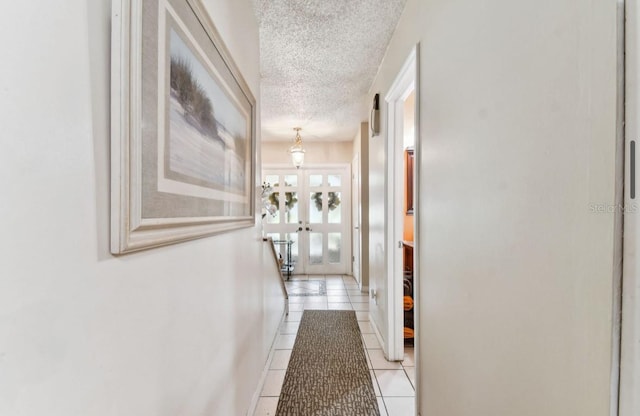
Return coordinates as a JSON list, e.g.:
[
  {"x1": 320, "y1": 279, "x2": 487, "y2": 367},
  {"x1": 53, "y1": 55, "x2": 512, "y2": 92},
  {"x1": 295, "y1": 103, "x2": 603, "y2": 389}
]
[
  {"x1": 384, "y1": 46, "x2": 418, "y2": 364},
  {"x1": 262, "y1": 164, "x2": 351, "y2": 275}
]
